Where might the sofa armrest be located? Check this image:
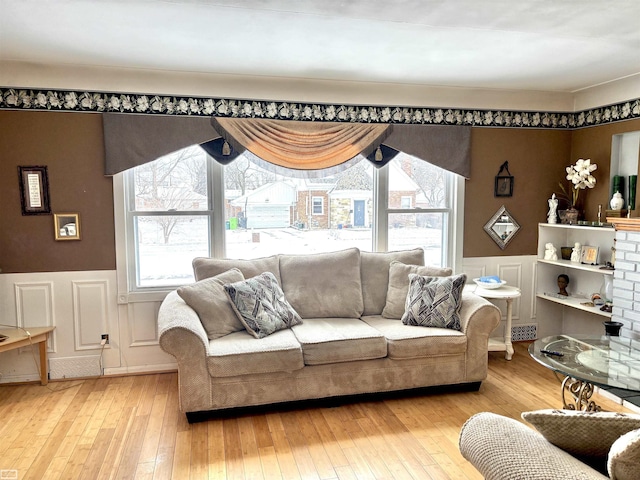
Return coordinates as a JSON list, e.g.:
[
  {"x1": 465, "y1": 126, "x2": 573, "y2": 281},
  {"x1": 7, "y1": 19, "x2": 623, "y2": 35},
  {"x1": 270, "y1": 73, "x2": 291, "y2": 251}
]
[
  {"x1": 459, "y1": 412, "x2": 608, "y2": 480},
  {"x1": 459, "y1": 292, "x2": 501, "y2": 381},
  {"x1": 158, "y1": 290, "x2": 212, "y2": 413}
]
